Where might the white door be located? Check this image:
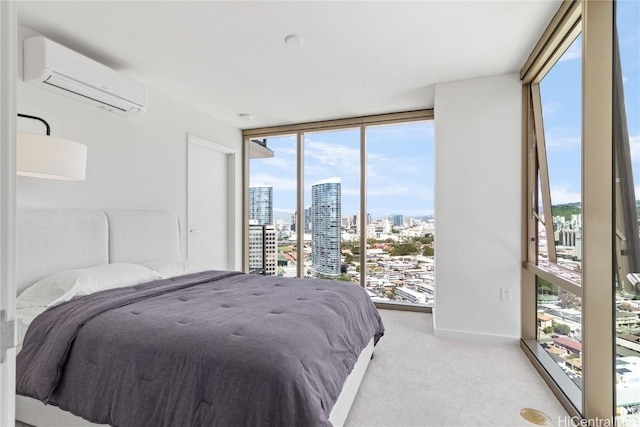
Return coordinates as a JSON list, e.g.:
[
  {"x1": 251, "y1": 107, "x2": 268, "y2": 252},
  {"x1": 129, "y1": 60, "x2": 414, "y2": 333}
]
[
  {"x1": 0, "y1": 2, "x2": 18, "y2": 425},
  {"x1": 187, "y1": 135, "x2": 236, "y2": 269}
]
